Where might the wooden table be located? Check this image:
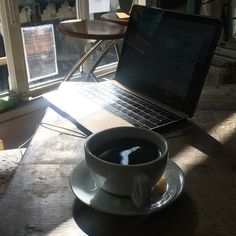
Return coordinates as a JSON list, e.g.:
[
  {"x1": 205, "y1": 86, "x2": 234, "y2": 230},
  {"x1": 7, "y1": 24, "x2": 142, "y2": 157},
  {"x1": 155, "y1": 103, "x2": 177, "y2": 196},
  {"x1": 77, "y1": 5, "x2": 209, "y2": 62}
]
[{"x1": 0, "y1": 83, "x2": 236, "y2": 235}]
